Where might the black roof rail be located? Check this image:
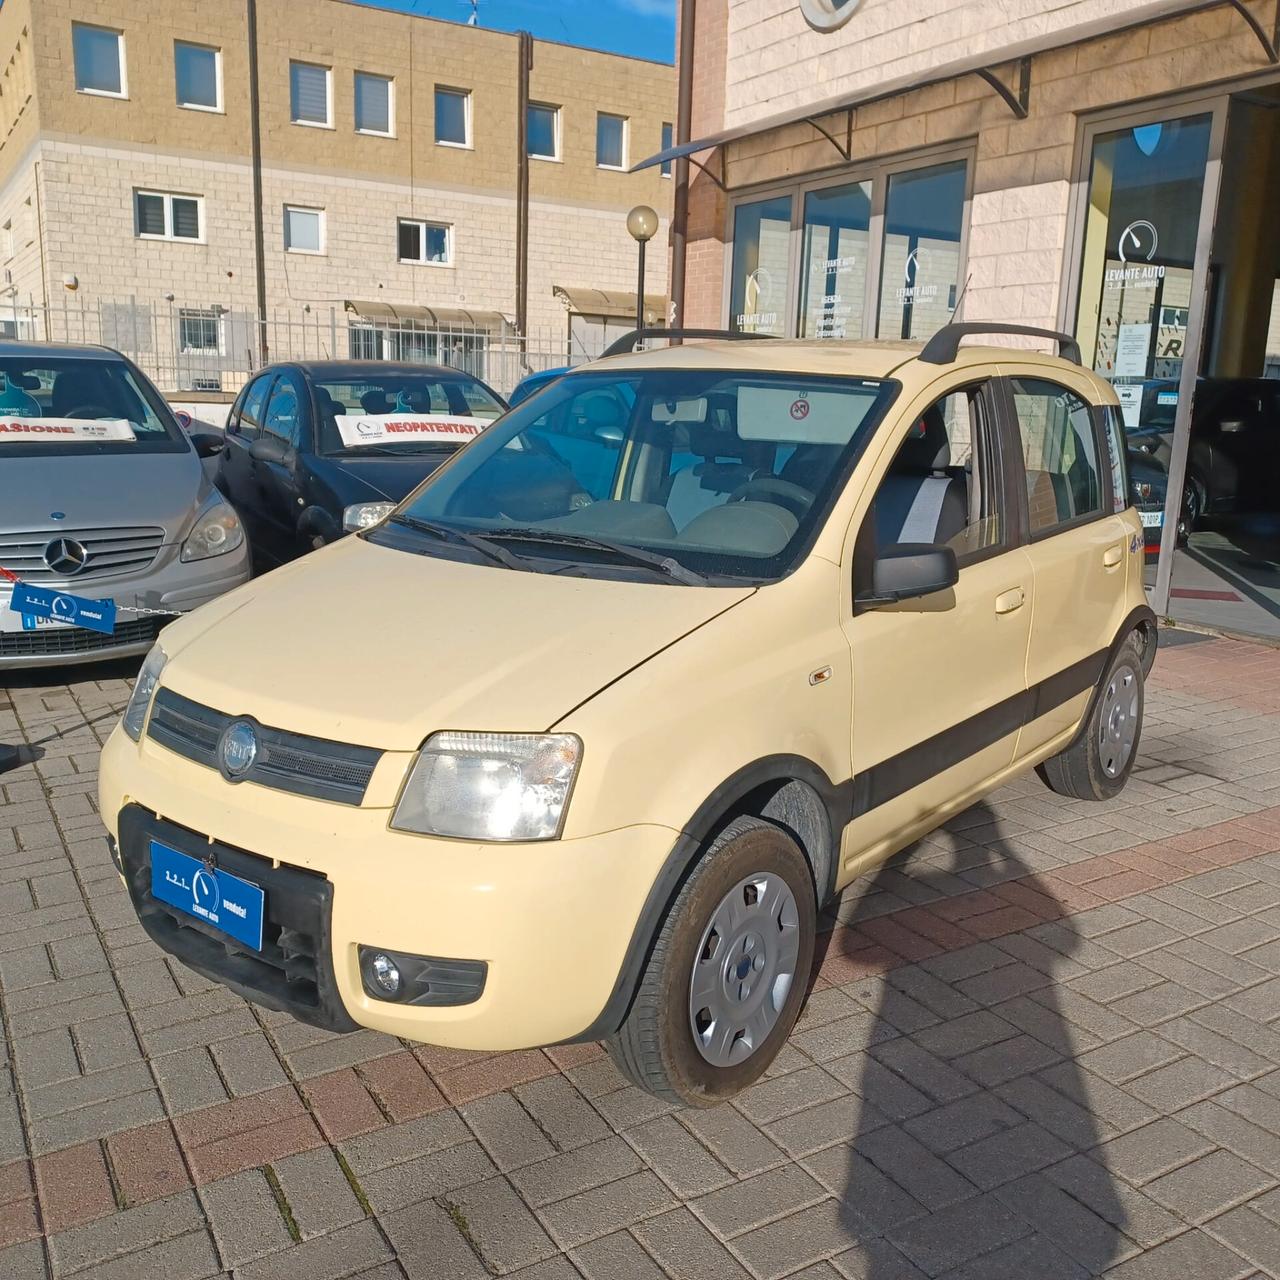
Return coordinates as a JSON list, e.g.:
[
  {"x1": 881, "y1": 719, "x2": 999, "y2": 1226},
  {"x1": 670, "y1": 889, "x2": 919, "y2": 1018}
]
[
  {"x1": 601, "y1": 327, "x2": 778, "y2": 358},
  {"x1": 919, "y1": 323, "x2": 1082, "y2": 366}
]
